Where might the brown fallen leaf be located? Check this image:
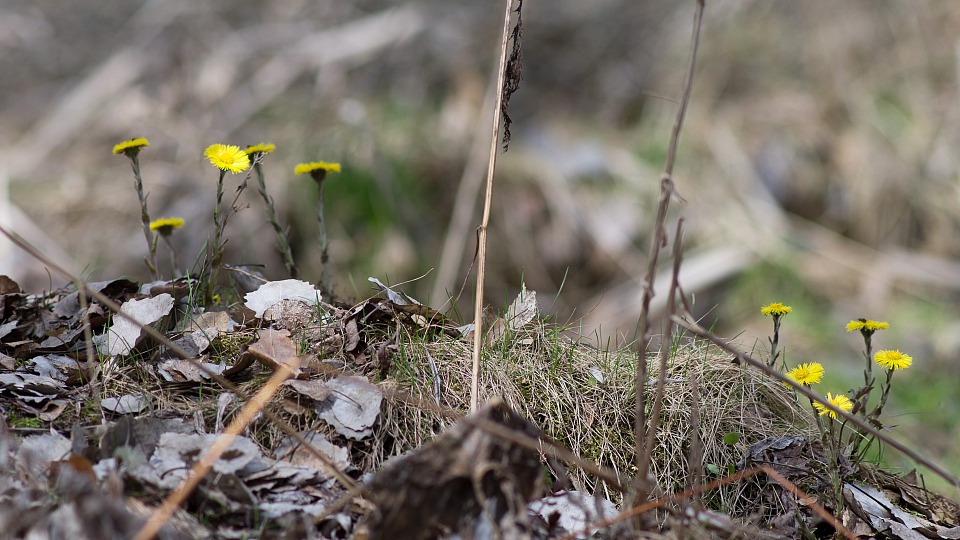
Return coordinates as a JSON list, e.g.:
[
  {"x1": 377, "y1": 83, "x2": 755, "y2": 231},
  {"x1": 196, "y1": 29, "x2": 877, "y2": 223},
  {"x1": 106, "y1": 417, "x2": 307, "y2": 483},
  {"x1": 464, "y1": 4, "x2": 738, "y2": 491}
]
[{"x1": 247, "y1": 328, "x2": 303, "y2": 377}]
